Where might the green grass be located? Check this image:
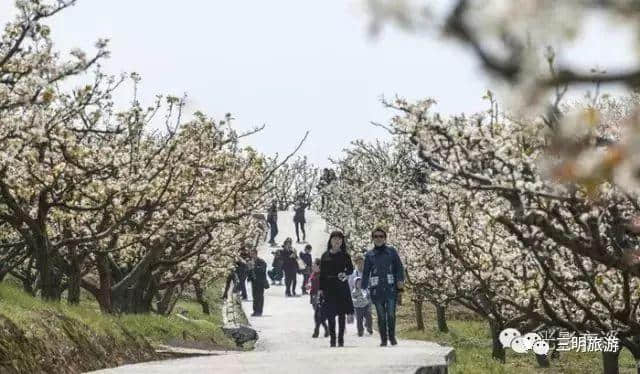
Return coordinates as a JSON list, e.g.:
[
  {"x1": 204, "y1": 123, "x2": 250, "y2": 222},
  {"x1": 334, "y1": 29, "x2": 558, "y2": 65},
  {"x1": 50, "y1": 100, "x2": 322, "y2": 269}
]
[
  {"x1": 0, "y1": 278, "x2": 235, "y2": 349},
  {"x1": 395, "y1": 298, "x2": 638, "y2": 373}
]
